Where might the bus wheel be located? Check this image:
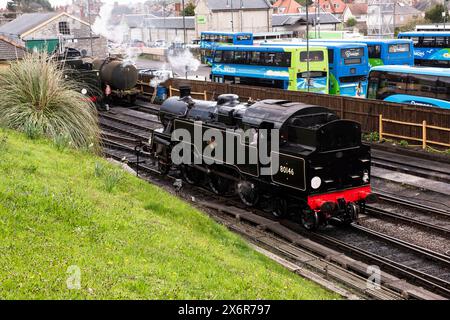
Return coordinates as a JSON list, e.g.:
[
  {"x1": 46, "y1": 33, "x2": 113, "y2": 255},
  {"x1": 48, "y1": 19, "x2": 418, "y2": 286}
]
[
  {"x1": 236, "y1": 180, "x2": 259, "y2": 207},
  {"x1": 301, "y1": 209, "x2": 319, "y2": 231}
]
